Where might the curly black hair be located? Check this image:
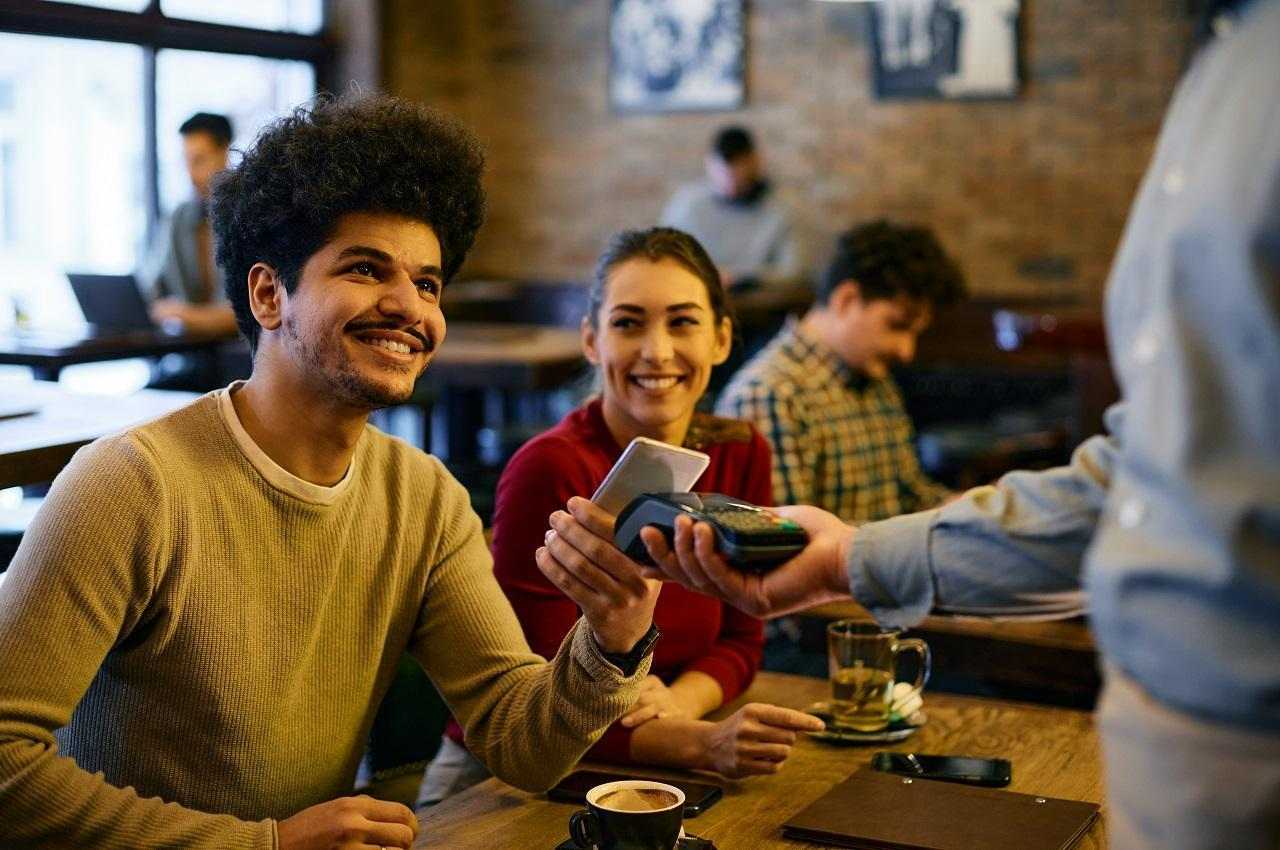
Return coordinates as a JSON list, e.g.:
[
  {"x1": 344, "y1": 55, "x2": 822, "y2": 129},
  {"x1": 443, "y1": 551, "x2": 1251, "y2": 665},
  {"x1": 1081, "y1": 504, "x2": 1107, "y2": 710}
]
[
  {"x1": 818, "y1": 220, "x2": 966, "y2": 308},
  {"x1": 210, "y1": 92, "x2": 486, "y2": 349}
]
